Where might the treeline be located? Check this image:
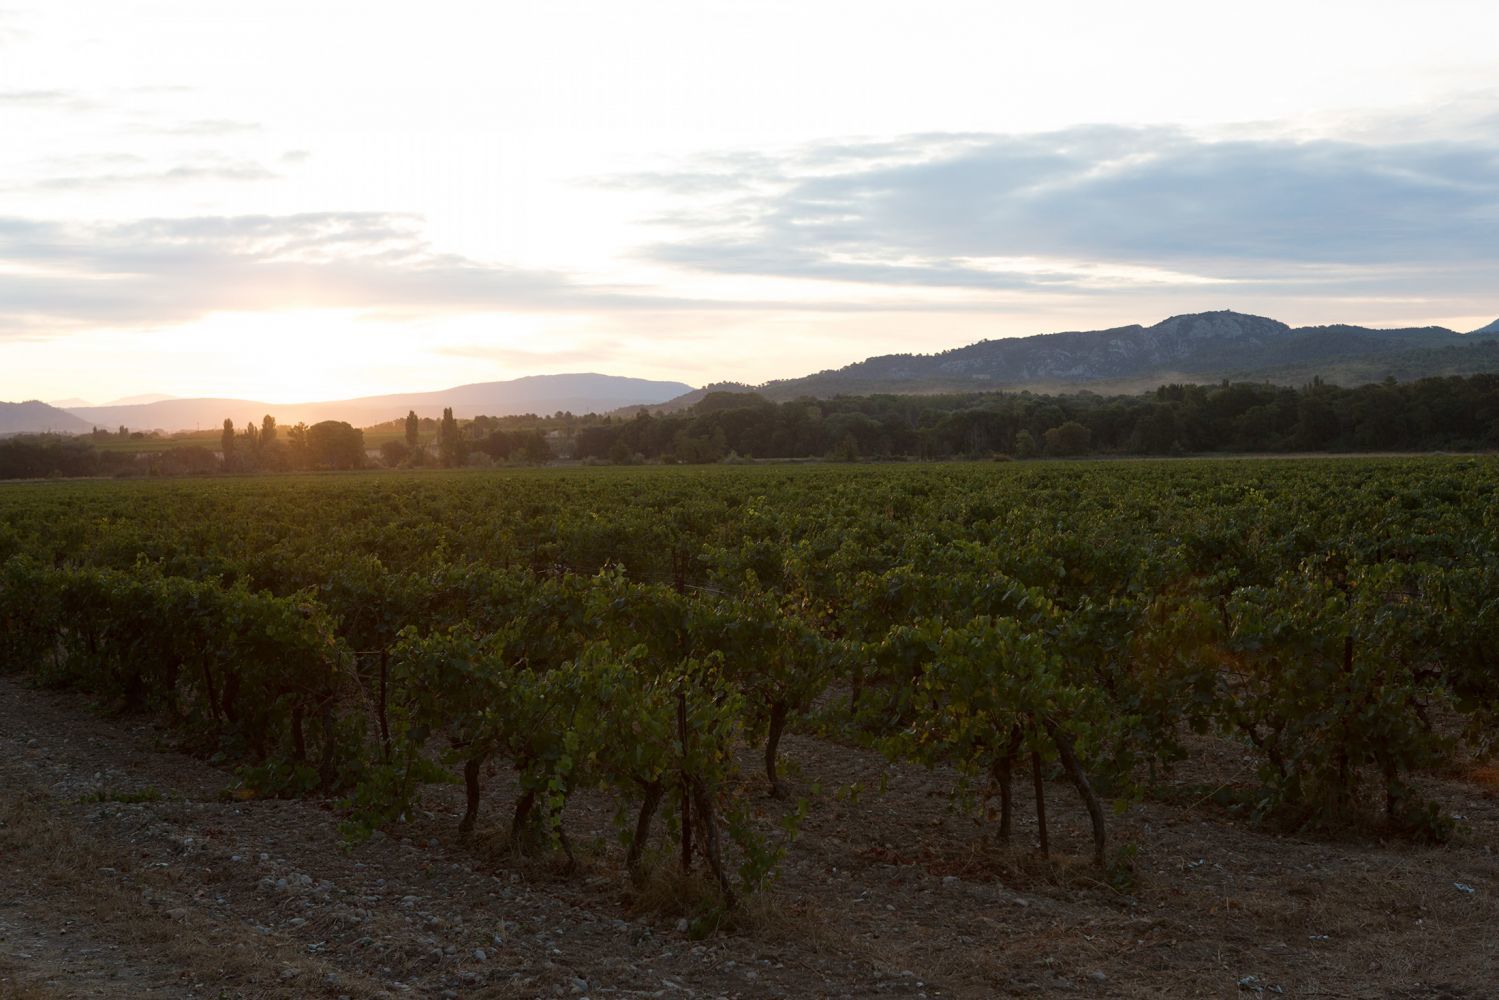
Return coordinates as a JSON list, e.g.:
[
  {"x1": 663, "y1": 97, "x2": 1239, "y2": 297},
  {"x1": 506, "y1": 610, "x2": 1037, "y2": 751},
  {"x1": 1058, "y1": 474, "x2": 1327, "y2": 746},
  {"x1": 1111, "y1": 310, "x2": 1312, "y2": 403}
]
[
  {"x1": 0, "y1": 436, "x2": 122, "y2": 479},
  {"x1": 0, "y1": 418, "x2": 367, "y2": 480},
  {"x1": 7, "y1": 373, "x2": 1498, "y2": 479},
  {"x1": 220, "y1": 416, "x2": 365, "y2": 473},
  {"x1": 575, "y1": 374, "x2": 1499, "y2": 462},
  {"x1": 374, "y1": 408, "x2": 553, "y2": 469}
]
